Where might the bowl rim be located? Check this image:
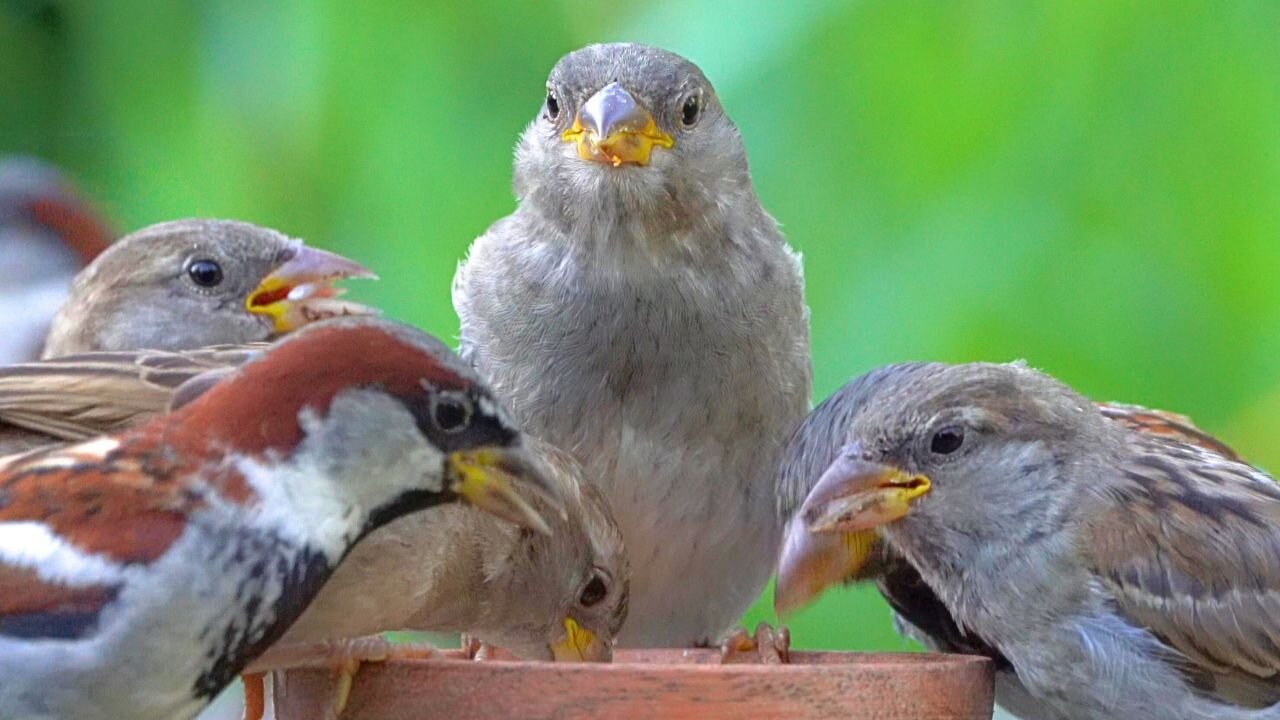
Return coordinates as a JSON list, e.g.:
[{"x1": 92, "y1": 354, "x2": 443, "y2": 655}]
[{"x1": 351, "y1": 649, "x2": 995, "y2": 676}]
